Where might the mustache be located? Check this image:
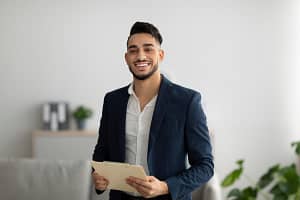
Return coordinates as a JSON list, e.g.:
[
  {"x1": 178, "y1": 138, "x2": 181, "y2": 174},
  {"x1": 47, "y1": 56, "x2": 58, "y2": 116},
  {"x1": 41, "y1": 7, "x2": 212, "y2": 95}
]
[{"x1": 134, "y1": 59, "x2": 151, "y2": 63}]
